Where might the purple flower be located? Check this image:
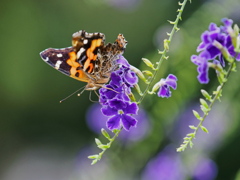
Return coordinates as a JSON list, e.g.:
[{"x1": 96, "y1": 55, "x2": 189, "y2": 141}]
[
  {"x1": 192, "y1": 18, "x2": 240, "y2": 84},
  {"x1": 141, "y1": 146, "x2": 186, "y2": 180},
  {"x1": 157, "y1": 74, "x2": 178, "y2": 98},
  {"x1": 116, "y1": 55, "x2": 130, "y2": 67},
  {"x1": 99, "y1": 56, "x2": 139, "y2": 131},
  {"x1": 192, "y1": 158, "x2": 218, "y2": 180},
  {"x1": 86, "y1": 103, "x2": 151, "y2": 142},
  {"x1": 191, "y1": 51, "x2": 210, "y2": 84},
  {"x1": 102, "y1": 99, "x2": 138, "y2": 130},
  {"x1": 197, "y1": 23, "x2": 226, "y2": 60}
]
